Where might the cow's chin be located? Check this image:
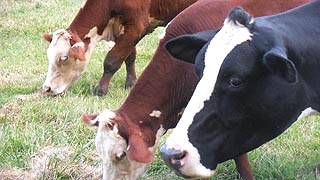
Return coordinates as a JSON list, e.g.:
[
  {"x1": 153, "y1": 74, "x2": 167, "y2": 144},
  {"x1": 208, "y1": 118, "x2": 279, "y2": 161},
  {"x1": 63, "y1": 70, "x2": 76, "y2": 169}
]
[
  {"x1": 42, "y1": 75, "x2": 82, "y2": 96},
  {"x1": 168, "y1": 147, "x2": 216, "y2": 179},
  {"x1": 162, "y1": 134, "x2": 216, "y2": 179},
  {"x1": 52, "y1": 90, "x2": 66, "y2": 96},
  {"x1": 175, "y1": 161, "x2": 216, "y2": 179}
]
